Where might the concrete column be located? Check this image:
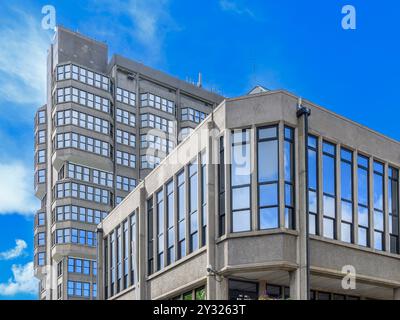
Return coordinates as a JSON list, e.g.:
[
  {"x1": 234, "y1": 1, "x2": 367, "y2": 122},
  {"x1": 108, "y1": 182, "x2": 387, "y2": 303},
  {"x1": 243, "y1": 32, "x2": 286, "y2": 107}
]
[
  {"x1": 216, "y1": 276, "x2": 229, "y2": 300},
  {"x1": 394, "y1": 288, "x2": 400, "y2": 300},
  {"x1": 206, "y1": 121, "x2": 217, "y2": 300},
  {"x1": 58, "y1": 257, "x2": 65, "y2": 300},
  {"x1": 96, "y1": 226, "x2": 104, "y2": 300},
  {"x1": 296, "y1": 113, "x2": 309, "y2": 300},
  {"x1": 289, "y1": 269, "x2": 302, "y2": 300},
  {"x1": 258, "y1": 280, "x2": 266, "y2": 297}
]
